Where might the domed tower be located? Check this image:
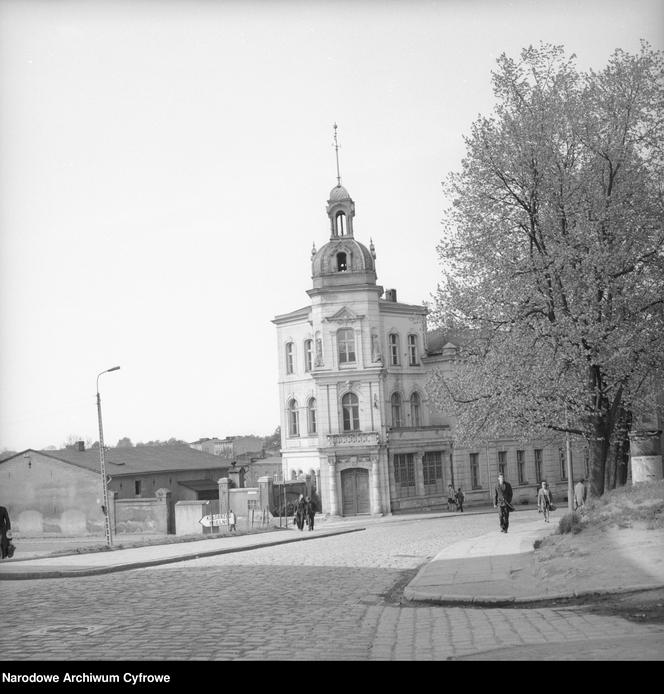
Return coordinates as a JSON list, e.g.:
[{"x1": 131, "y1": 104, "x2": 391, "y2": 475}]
[
  {"x1": 310, "y1": 184, "x2": 378, "y2": 290},
  {"x1": 309, "y1": 125, "x2": 378, "y2": 291}
]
